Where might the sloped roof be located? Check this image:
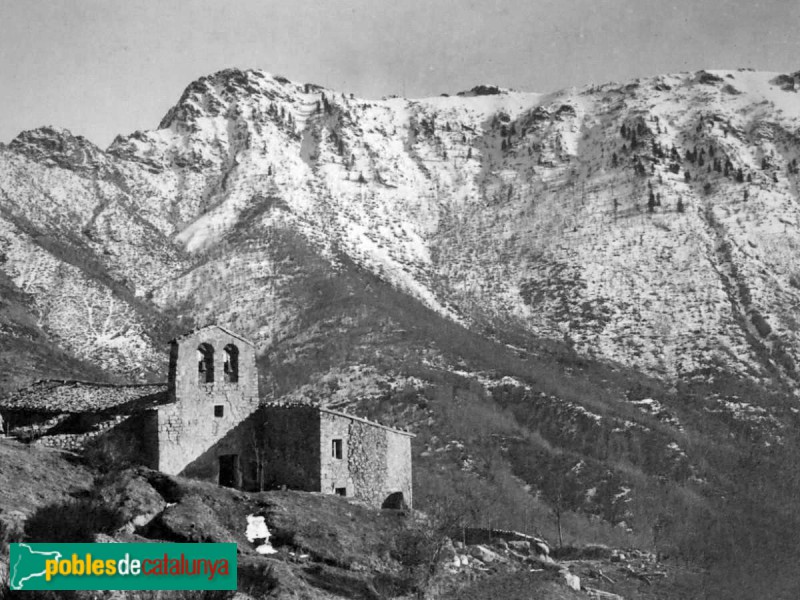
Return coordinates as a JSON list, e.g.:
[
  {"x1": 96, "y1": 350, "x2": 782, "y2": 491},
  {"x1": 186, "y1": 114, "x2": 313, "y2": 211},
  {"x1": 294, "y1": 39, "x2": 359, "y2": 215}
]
[
  {"x1": 0, "y1": 380, "x2": 170, "y2": 414},
  {"x1": 172, "y1": 324, "x2": 255, "y2": 347},
  {"x1": 263, "y1": 402, "x2": 415, "y2": 437}
]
